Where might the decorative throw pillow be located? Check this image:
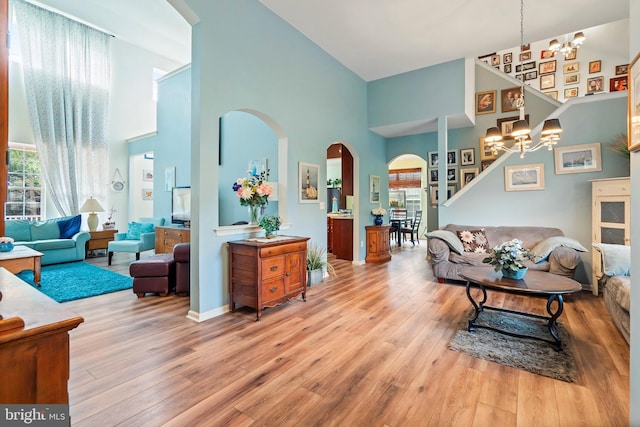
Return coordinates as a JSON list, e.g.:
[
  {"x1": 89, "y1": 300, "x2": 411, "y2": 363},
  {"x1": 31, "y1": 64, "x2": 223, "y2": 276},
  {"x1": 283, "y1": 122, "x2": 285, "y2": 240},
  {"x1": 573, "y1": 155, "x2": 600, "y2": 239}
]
[
  {"x1": 57, "y1": 215, "x2": 81, "y2": 239},
  {"x1": 592, "y1": 243, "x2": 630, "y2": 276},
  {"x1": 125, "y1": 222, "x2": 154, "y2": 240},
  {"x1": 425, "y1": 230, "x2": 464, "y2": 255},
  {"x1": 530, "y1": 236, "x2": 589, "y2": 263},
  {"x1": 455, "y1": 229, "x2": 489, "y2": 253}
]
